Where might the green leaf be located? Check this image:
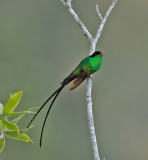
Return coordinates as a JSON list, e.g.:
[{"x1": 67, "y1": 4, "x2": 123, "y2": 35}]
[
  {"x1": 2, "y1": 119, "x2": 19, "y2": 135},
  {"x1": 0, "y1": 135, "x2": 5, "y2": 153},
  {"x1": 19, "y1": 126, "x2": 33, "y2": 134},
  {"x1": 5, "y1": 131, "x2": 33, "y2": 142},
  {"x1": 3, "y1": 91, "x2": 23, "y2": 115},
  {"x1": 5, "y1": 126, "x2": 33, "y2": 135},
  {"x1": 10, "y1": 114, "x2": 25, "y2": 125},
  {"x1": 5, "y1": 111, "x2": 35, "y2": 116},
  {"x1": 4, "y1": 107, "x2": 38, "y2": 117},
  {"x1": 0, "y1": 119, "x2": 6, "y2": 132}
]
